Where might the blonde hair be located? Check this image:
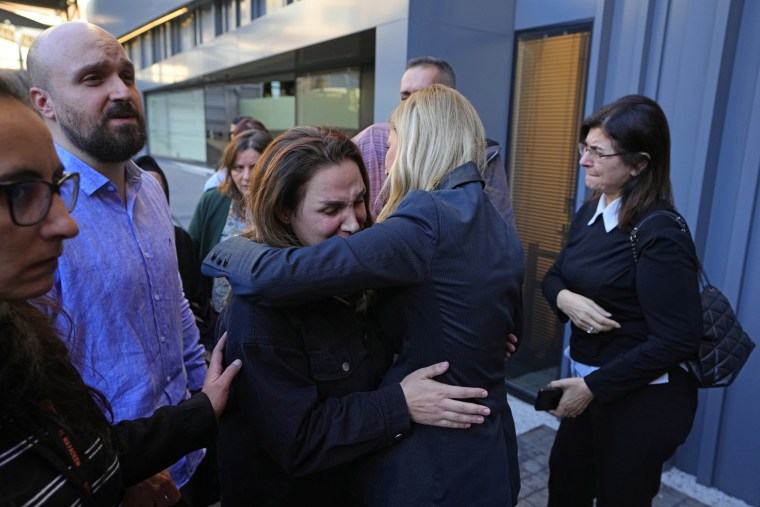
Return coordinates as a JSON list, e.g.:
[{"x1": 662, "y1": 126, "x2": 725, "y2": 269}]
[{"x1": 378, "y1": 84, "x2": 485, "y2": 221}]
